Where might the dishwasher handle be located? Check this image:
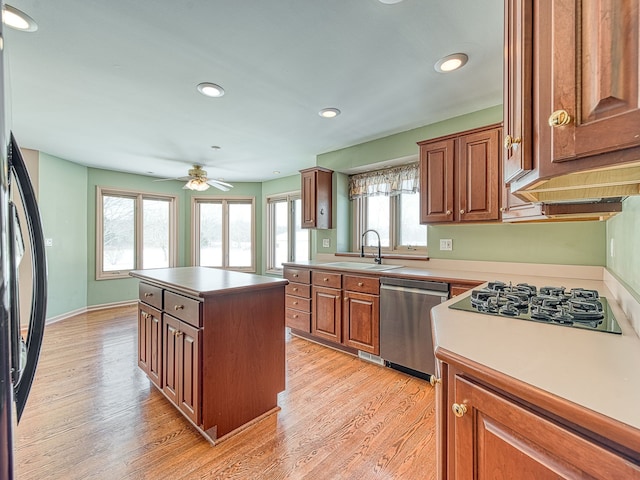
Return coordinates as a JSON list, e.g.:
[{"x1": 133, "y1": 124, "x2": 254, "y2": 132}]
[
  {"x1": 380, "y1": 283, "x2": 449, "y2": 299},
  {"x1": 380, "y1": 276, "x2": 449, "y2": 293}
]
